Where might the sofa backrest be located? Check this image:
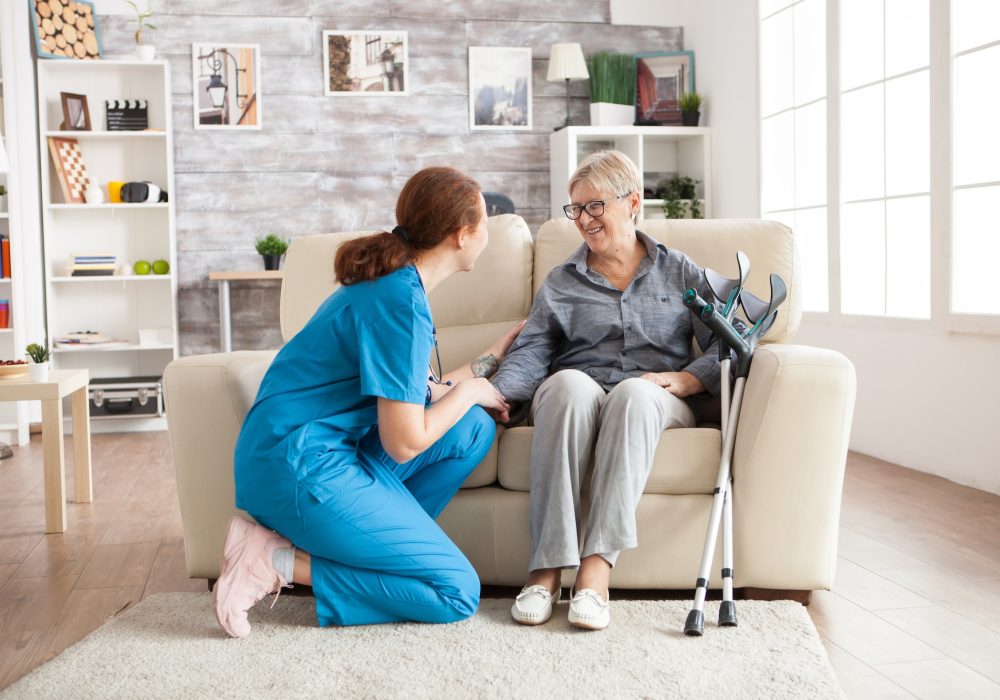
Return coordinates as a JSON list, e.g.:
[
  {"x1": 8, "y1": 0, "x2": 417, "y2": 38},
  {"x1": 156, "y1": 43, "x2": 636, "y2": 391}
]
[
  {"x1": 534, "y1": 218, "x2": 801, "y2": 343},
  {"x1": 280, "y1": 215, "x2": 534, "y2": 371},
  {"x1": 280, "y1": 215, "x2": 800, "y2": 370}
]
